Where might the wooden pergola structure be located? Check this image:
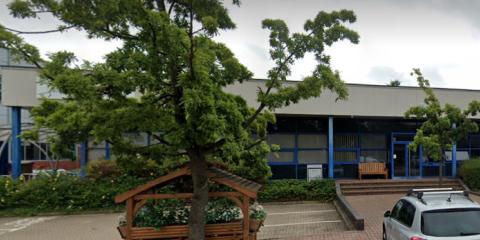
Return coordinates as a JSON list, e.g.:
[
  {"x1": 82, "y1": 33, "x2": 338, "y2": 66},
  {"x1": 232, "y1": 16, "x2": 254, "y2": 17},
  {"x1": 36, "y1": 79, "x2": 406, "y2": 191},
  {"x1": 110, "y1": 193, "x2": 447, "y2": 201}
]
[{"x1": 115, "y1": 165, "x2": 262, "y2": 240}]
